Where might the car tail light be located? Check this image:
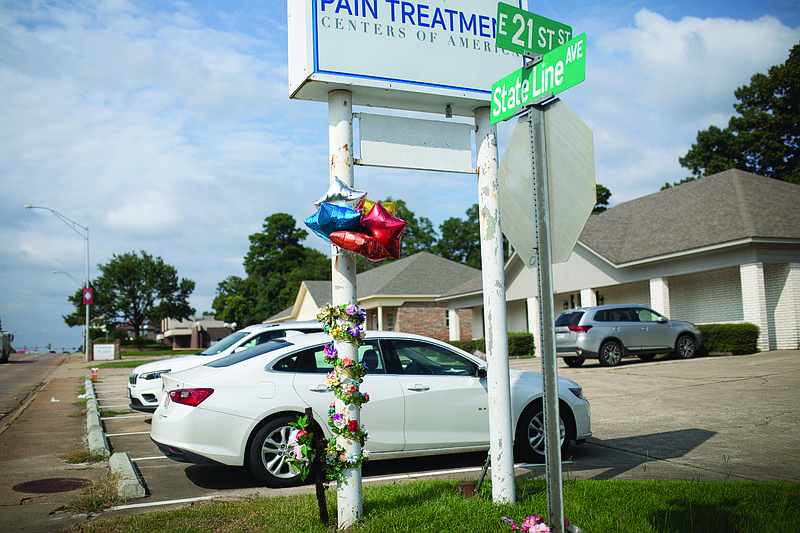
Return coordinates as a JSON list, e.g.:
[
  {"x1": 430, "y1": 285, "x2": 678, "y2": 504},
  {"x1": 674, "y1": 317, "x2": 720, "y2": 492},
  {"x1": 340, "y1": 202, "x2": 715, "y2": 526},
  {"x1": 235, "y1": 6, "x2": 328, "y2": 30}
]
[
  {"x1": 168, "y1": 388, "x2": 214, "y2": 407},
  {"x1": 568, "y1": 325, "x2": 593, "y2": 333}
]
